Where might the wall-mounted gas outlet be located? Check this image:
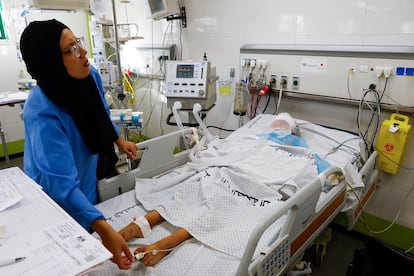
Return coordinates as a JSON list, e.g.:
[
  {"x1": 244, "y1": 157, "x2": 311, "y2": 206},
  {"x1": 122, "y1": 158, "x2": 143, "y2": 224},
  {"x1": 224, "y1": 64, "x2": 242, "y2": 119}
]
[
  {"x1": 280, "y1": 75, "x2": 288, "y2": 89},
  {"x1": 292, "y1": 76, "x2": 300, "y2": 90},
  {"x1": 270, "y1": 74, "x2": 277, "y2": 88}
]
